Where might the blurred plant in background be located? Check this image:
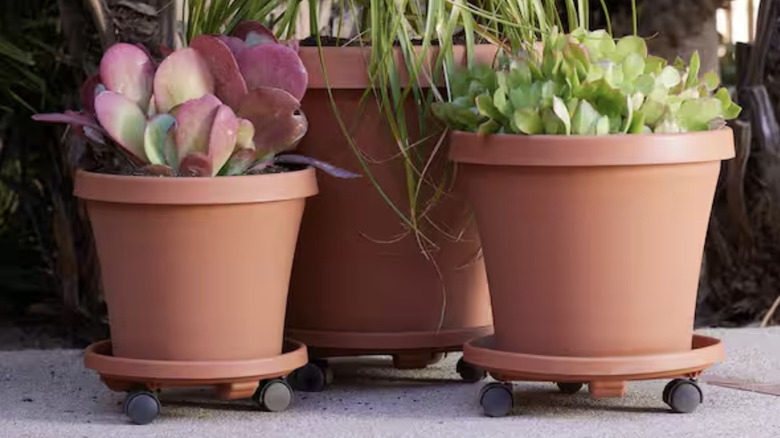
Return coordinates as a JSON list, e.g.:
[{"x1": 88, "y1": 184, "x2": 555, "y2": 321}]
[{"x1": 1, "y1": 0, "x2": 105, "y2": 340}]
